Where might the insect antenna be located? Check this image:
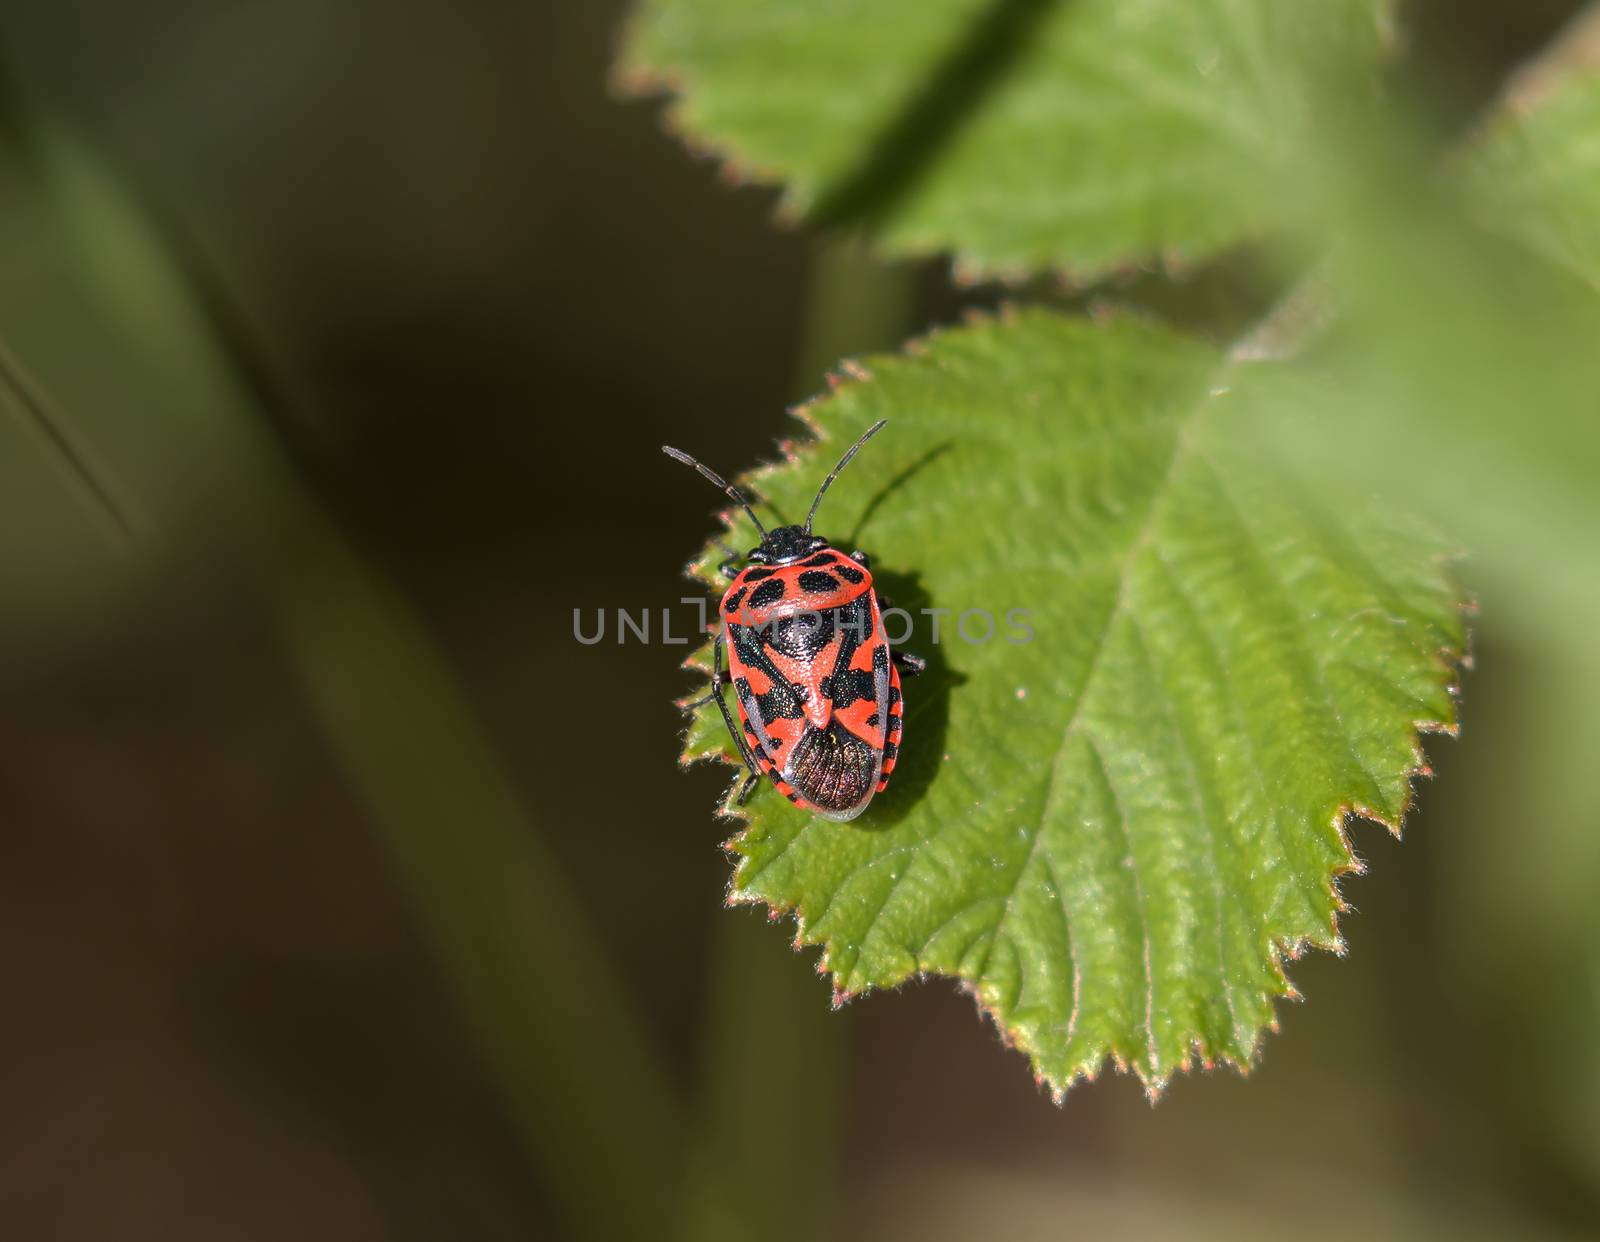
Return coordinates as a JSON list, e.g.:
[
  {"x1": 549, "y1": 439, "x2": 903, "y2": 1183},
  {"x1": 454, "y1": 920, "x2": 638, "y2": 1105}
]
[
  {"x1": 804, "y1": 418, "x2": 887, "y2": 534},
  {"x1": 662, "y1": 445, "x2": 768, "y2": 538}
]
